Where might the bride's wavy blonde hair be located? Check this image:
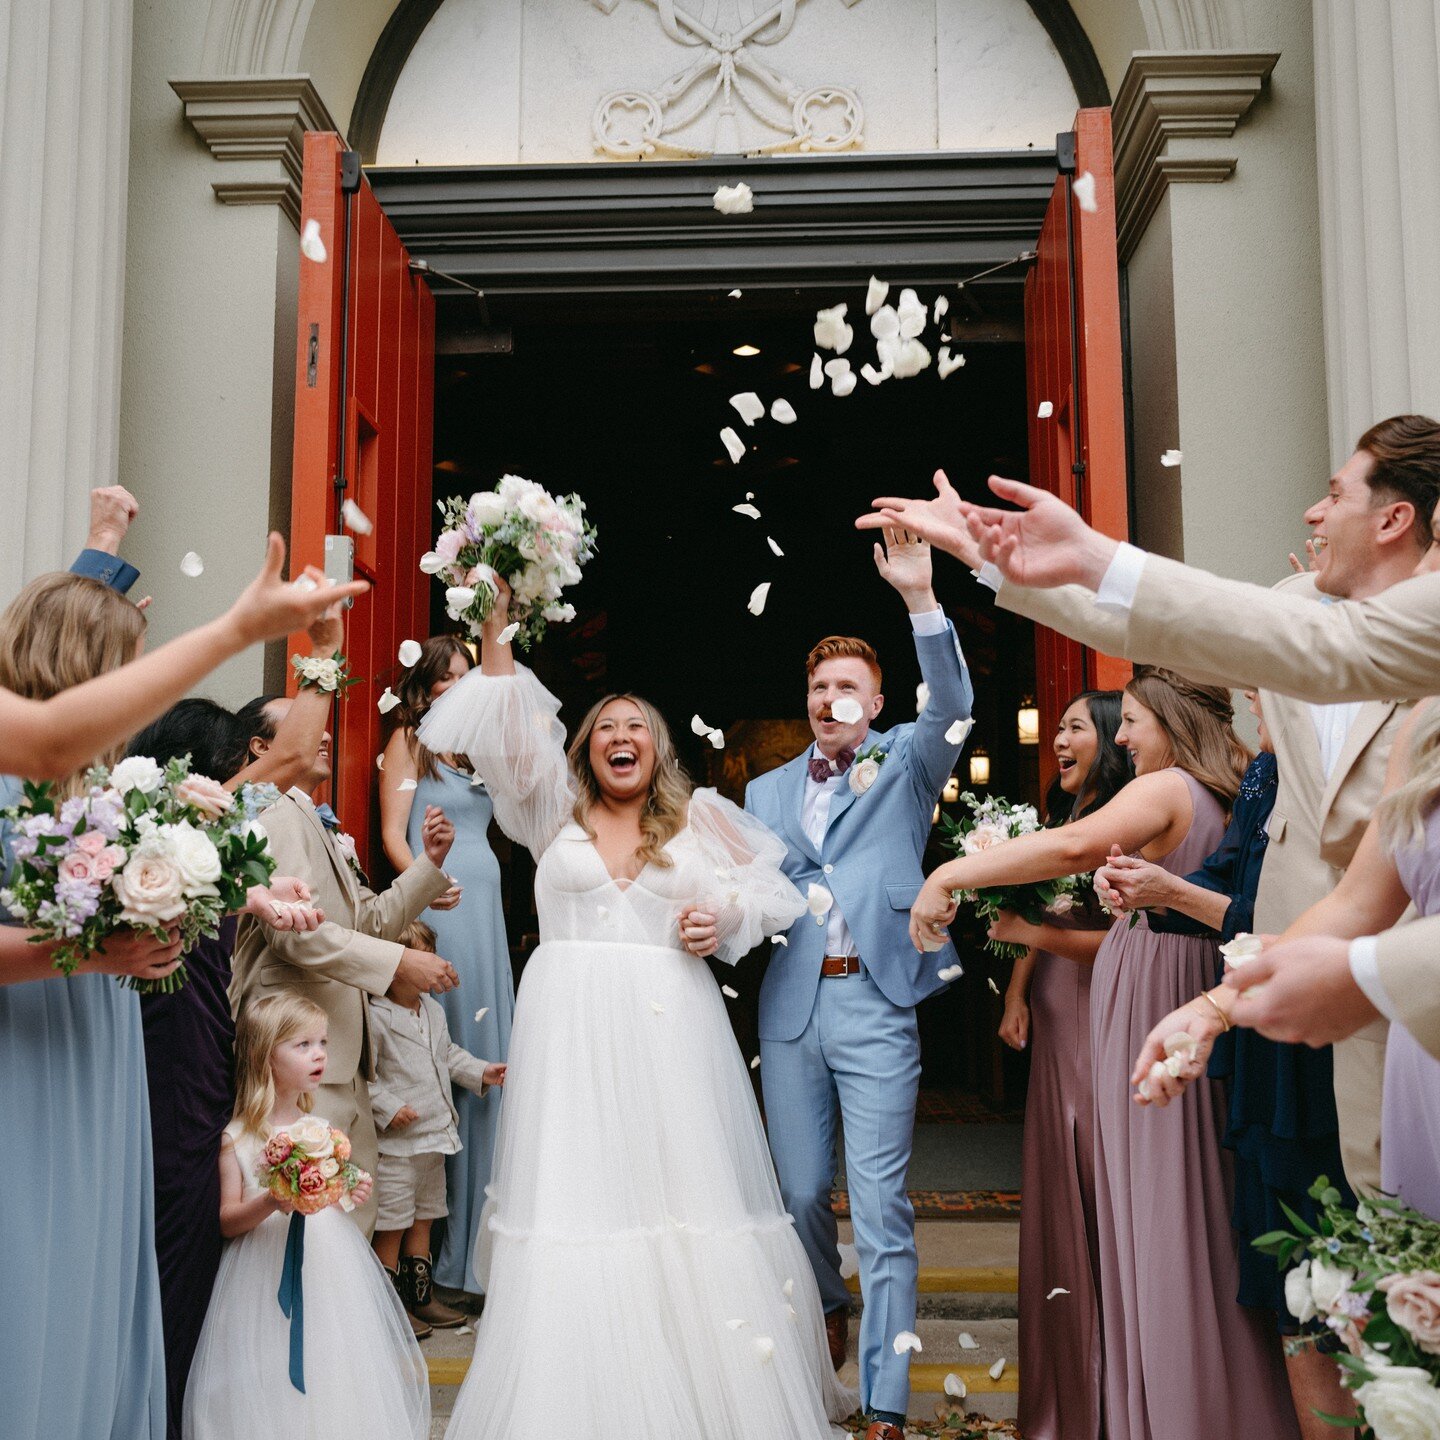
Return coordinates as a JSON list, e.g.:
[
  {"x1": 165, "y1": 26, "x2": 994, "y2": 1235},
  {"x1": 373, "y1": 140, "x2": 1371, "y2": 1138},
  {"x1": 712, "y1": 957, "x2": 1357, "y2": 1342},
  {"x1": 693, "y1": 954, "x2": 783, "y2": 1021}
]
[
  {"x1": 567, "y1": 693, "x2": 692, "y2": 870},
  {"x1": 231, "y1": 992, "x2": 327, "y2": 1139},
  {"x1": 1378, "y1": 699, "x2": 1440, "y2": 853}
]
